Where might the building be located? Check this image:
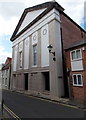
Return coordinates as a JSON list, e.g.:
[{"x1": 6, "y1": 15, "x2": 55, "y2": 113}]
[
  {"x1": 2, "y1": 57, "x2": 12, "y2": 89},
  {"x1": 0, "y1": 64, "x2": 4, "y2": 89},
  {"x1": 10, "y1": 1, "x2": 86, "y2": 101},
  {"x1": 65, "y1": 40, "x2": 86, "y2": 103}
]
